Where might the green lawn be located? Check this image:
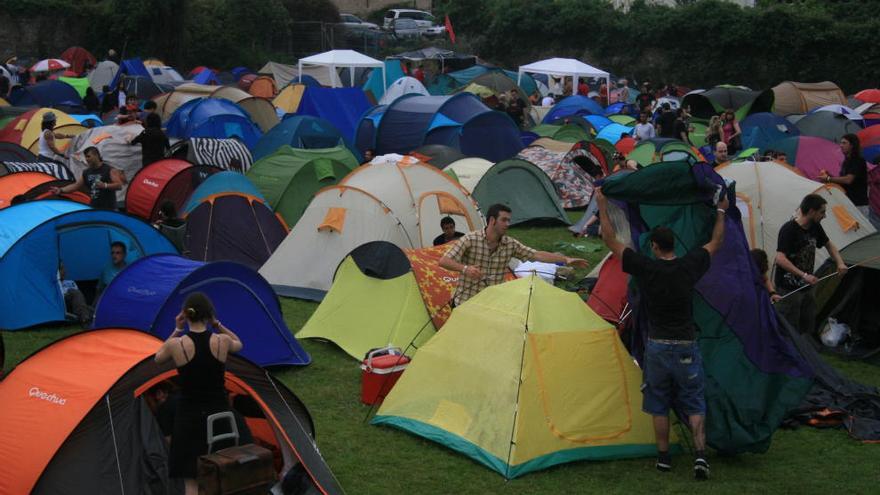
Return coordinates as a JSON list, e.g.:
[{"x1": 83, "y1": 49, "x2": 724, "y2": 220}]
[{"x1": 2, "y1": 217, "x2": 879, "y2": 494}]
